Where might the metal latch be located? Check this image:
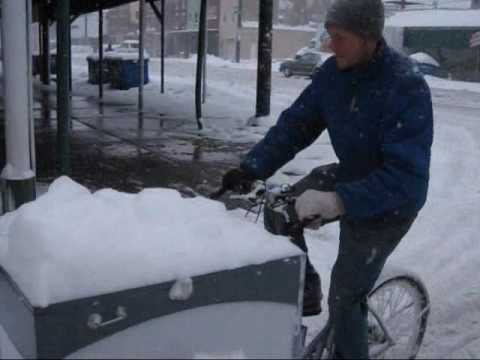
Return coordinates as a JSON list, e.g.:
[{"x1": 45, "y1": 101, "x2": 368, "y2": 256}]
[{"x1": 87, "y1": 306, "x2": 127, "y2": 330}]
